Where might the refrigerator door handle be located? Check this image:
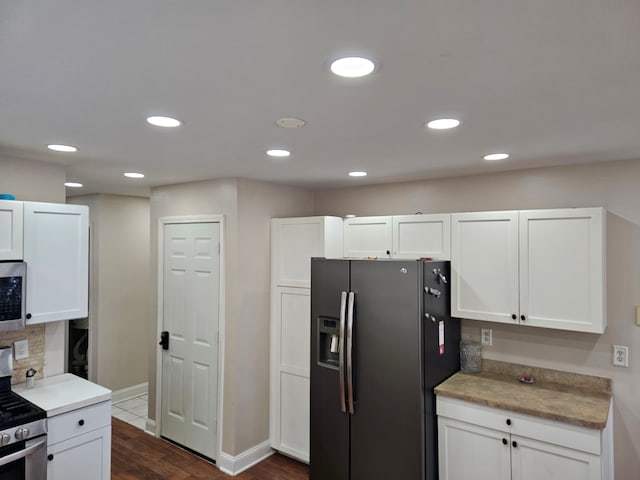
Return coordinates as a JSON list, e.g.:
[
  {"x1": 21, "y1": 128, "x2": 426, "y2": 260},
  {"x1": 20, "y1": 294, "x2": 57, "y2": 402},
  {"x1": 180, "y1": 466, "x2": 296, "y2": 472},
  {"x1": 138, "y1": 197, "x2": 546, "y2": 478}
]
[
  {"x1": 346, "y1": 291, "x2": 355, "y2": 415},
  {"x1": 339, "y1": 291, "x2": 348, "y2": 413}
]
